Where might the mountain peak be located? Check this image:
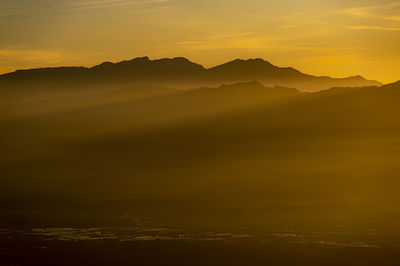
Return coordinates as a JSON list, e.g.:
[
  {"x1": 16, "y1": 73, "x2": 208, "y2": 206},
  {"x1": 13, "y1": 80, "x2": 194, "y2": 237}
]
[
  {"x1": 0, "y1": 56, "x2": 382, "y2": 92},
  {"x1": 247, "y1": 58, "x2": 273, "y2": 64},
  {"x1": 223, "y1": 58, "x2": 274, "y2": 66},
  {"x1": 90, "y1": 56, "x2": 205, "y2": 73},
  {"x1": 209, "y1": 58, "x2": 277, "y2": 74},
  {"x1": 219, "y1": 80, "x2": 265, "y2": 89},
  {"x1": 171, "y1": 57, "x2": 193, "y2": 62},
  {"x1": 119, "y1": 56, "x2": 150, "y2": 64},
  {"x1": 346, "y1": 75, "x2": 367, "y2": 81},
  {"x1": 155, "y1": 57, "x2": 204, "y2": 65},
  {"x1": 129, "y1": 56, "x2": 150, "y2": 62},
  {"x1": 91, "y1": 57, "x2": 150, "y2": 68}
]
